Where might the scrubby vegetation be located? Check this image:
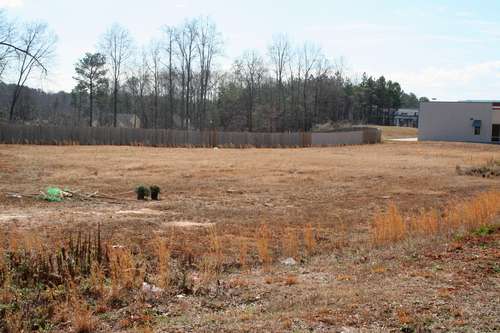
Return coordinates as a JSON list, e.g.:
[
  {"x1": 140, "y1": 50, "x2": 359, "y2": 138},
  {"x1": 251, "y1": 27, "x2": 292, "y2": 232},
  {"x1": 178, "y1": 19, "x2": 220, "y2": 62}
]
[
  {"x1": 1, "y1": 191, "x2": 499, "y2": 331},
  {"x1": 457, "y1": 159, "x2": 500, "y2": 178}
]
